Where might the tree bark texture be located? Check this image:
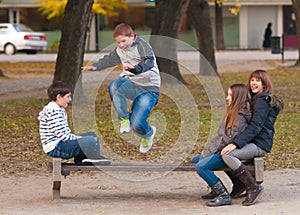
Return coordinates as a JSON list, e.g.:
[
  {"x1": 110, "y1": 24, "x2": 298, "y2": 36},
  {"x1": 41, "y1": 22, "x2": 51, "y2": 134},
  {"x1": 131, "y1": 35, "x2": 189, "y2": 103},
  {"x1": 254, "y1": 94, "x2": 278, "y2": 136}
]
[
  {"x1": 215, "y1": 1, "x2": 225, "y2": 50},
  {"x1": 187, "y1": 0, "x2": 218, "y2": 75},
  {"x1": 54, "y1": 0, "x2": 93, "y2": 93},
  {"x1": 292, "y1": 0, "x2": 300, "y2": 67},
  {"x1": 150, "y1": 0, "x2": 191, "y2": 84}
]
